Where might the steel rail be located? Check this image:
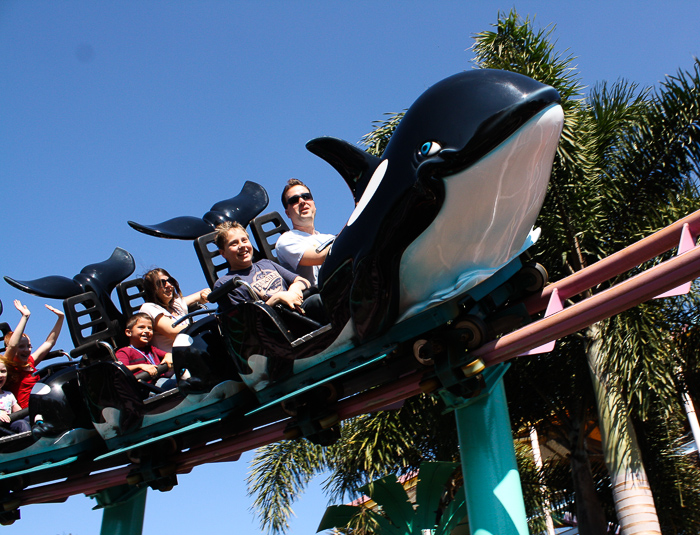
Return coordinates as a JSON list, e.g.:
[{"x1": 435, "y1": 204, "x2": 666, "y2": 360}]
[
  {"x1": 7, "y1": 373, "x2": 425, "y2": 509},
  {"x1": 523, "y1": 209, "x2": 700, "y2": 314},
  {"x1": 475, "y1": 243, "x2": 700, "y2": 367}
]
